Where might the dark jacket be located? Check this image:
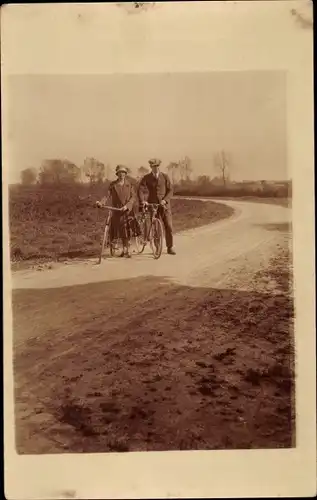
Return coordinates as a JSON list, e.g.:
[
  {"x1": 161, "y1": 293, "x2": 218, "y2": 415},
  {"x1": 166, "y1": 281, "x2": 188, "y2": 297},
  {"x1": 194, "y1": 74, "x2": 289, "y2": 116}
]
[{"x1": 138, "y1": 172, "x2": 173, "y2": 209}]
